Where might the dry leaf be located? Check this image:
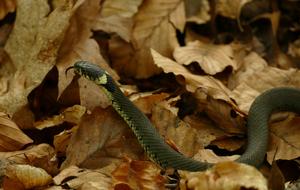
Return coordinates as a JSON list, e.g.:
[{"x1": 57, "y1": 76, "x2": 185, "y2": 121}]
[
  {"x1": 62, "y1": 106, "x2": 142, "y2": 169},
  {"x1": 110, "y1": 0, "x2": 184, "y2": 78},
  {"x1": 231, "y1": 62, "x2": 300, "y2": 113},
  {"x1": 185, "y1": 0, "x2": 210, "y2": 24},
  {"x1": 151, "y1": 49, "x2": 239, "y2": 111},
  {"x1": 0, "y1": 112, "x2": 33, "y2": 151},
  {"x1": 174, "y1": 41, "x2": 237, "y2": 75},
  {"x1": 53, "y1": 127, "x2": 77, "y2": 156},
  {"x1": 0, "y1": 0, "x2": 16, "y2": 20},
  {"x1": 94, "y1": 0, "x2": 143, "y2": 41},
  {"x1": 179, "y1": 162, "x2": 267, "y2": 190},
  {"x1": 52, "y1": 166, "x2": 112, "y2": 190},
  {"x1": 0, "y1": 0, "x2": 81, "y2": 116},
  {"x1": 4, "y1": 164, "x2": 52, "y2": 189},
  {"x1": 216, "y1": 0, "x2": 252, "y2": 19},
  {"x1": 34, "y1": 105, "x2": 86, "y2": 130},
  {"x1": 112, "y1": 159, "x2": 165, "y2": 190},
  {"x1": 267, "y1": 116, "x2": 300, "y2": 164},
  {"x1": 0, "y1": 144, "x2": 58, "y2": 176}
]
